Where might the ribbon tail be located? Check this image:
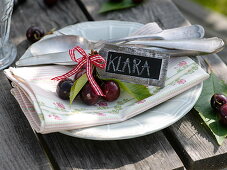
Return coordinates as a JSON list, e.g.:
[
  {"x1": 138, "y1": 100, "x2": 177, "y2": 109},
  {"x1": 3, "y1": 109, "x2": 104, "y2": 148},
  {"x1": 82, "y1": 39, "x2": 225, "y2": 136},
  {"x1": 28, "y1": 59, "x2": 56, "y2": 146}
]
[
  {"x1": 86, "y1": 59, "x2": 105, "y2": 97},
  {"x1": 51, "y1": 60, "x2": 85, "y2": 80}
]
